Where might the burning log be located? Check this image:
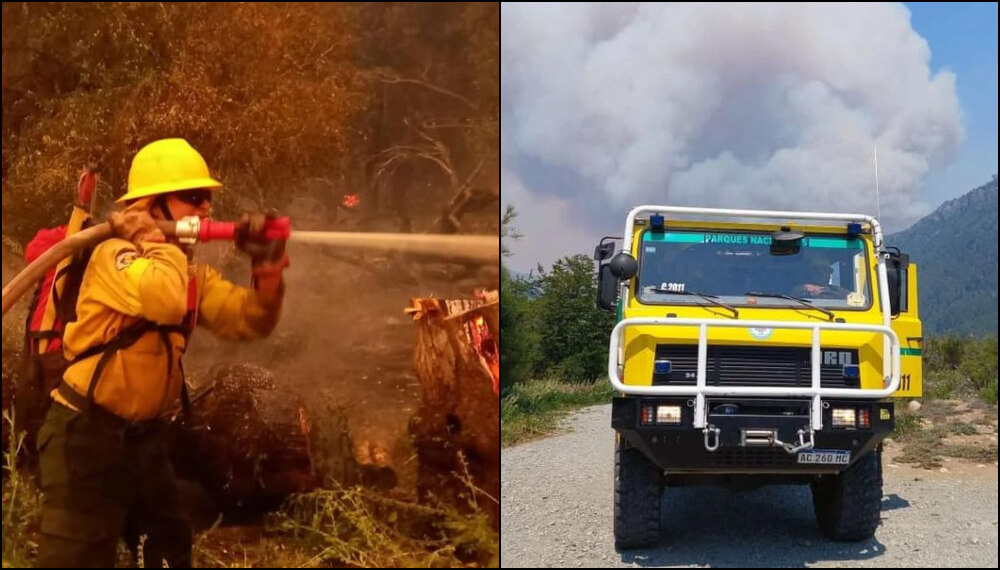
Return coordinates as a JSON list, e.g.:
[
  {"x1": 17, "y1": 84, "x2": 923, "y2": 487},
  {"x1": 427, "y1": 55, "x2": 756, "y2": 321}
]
[
  {"x1": 406, "y1": 292, "x2": 499, "y2": 525},
  {"x1": 170, "y1": 363, "x2": 389, "y2": 514},
  {"x1": 168, "y1": 363, "x2": 322, "y2": 512}
]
